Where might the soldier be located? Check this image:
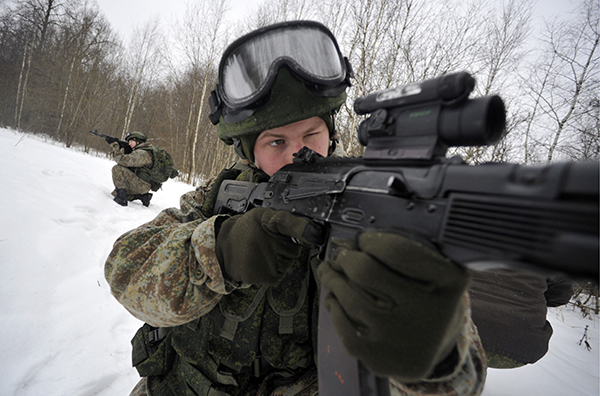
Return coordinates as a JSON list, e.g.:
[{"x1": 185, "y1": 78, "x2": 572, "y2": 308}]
[
  {"x1": 105, "y1": 21, "x2": 486, "y2": 396},
  {"x1": 111, "y1": 131, "x2": 154, "y2": 207}
]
